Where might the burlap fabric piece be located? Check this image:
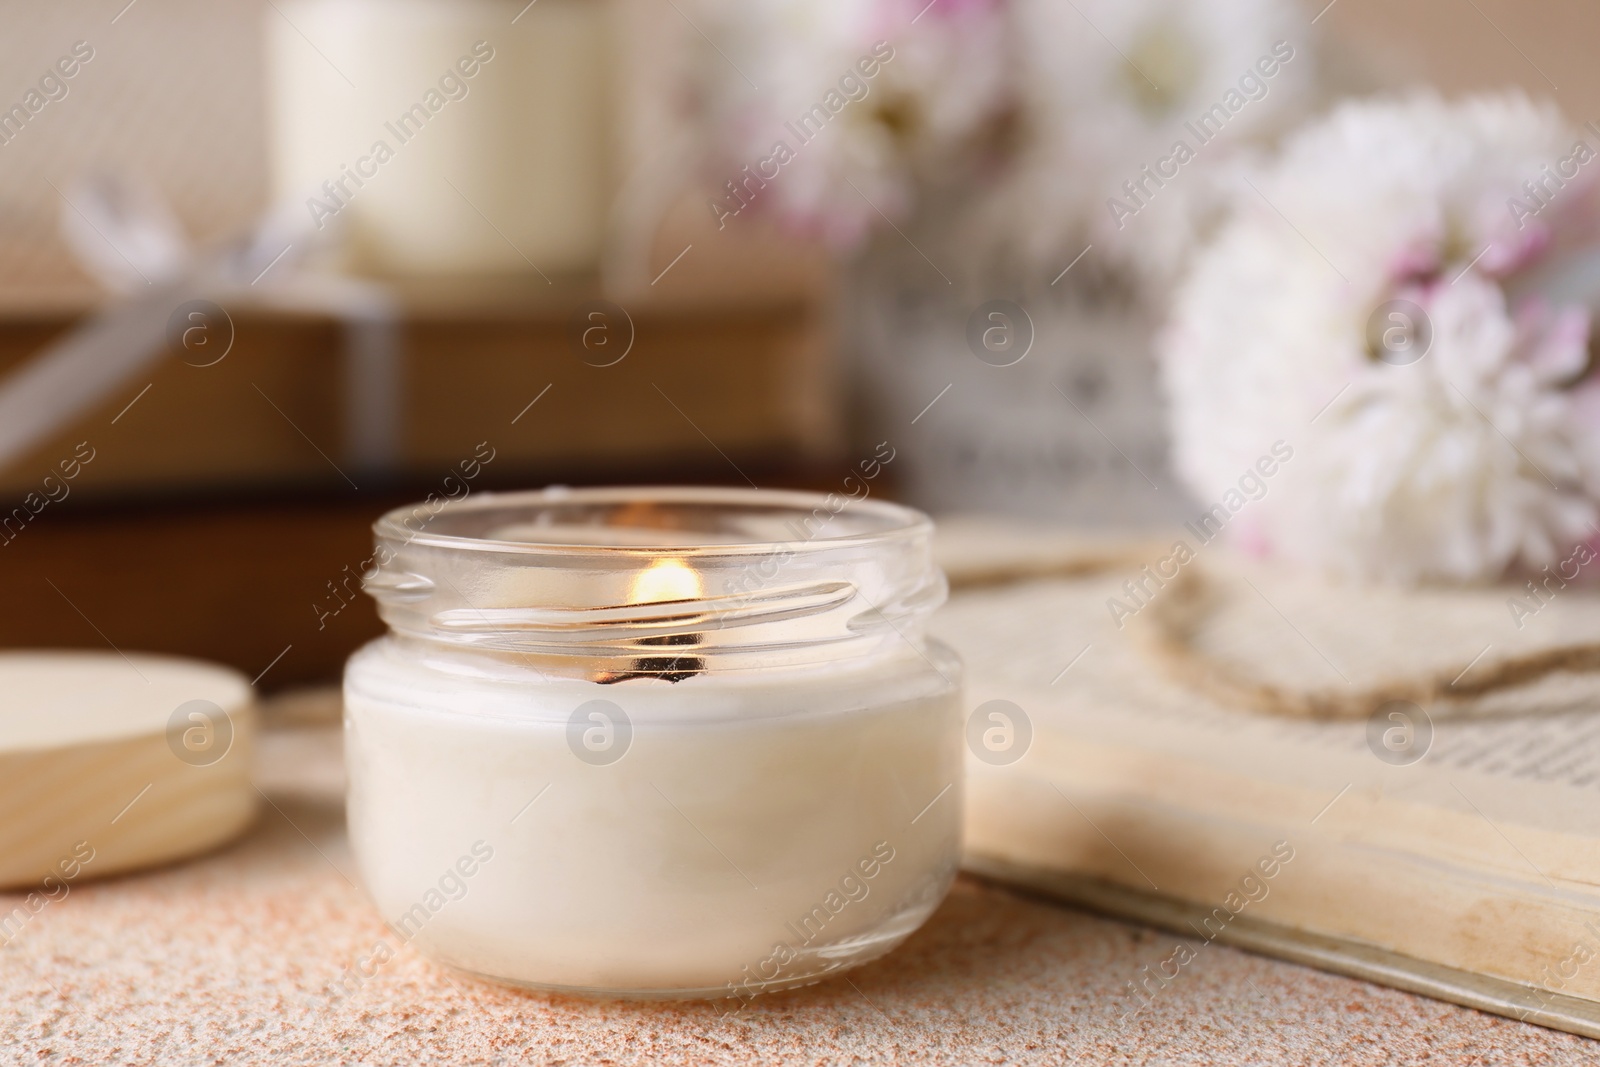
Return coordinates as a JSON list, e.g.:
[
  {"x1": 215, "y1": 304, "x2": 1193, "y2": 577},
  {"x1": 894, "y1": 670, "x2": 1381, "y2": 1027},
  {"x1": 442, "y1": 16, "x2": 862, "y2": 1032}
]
[{"x1": 935, "y1": 518, "x2": 1600, "y2": 722}]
